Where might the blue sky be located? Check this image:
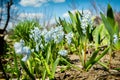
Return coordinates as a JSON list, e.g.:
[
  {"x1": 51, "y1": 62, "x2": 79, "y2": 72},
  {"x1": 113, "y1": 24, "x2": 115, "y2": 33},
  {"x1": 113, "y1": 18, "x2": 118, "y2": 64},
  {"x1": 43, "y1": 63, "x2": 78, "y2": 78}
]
[
  {"x1": 14, "y1": 0, "x2": 120, "y2": 24},
  {"x1": 1, "y1": 0, "x2": 120, "y2": 30},
  {"x1": 16, "y1": 0, "x2": 120, "y2": 17}
]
